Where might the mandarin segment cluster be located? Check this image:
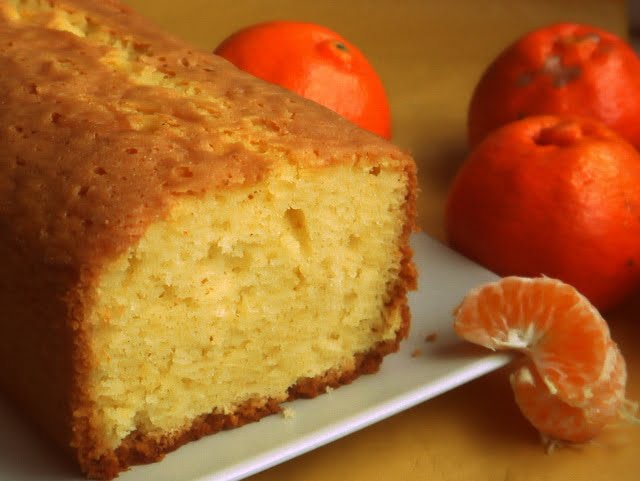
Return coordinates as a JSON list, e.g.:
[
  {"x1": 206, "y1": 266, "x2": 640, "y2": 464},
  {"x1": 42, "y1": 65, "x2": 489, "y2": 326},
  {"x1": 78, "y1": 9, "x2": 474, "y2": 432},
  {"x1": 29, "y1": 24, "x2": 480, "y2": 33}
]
[{"x1": 454, "y1": 277, "x2": 636, "y2": 444}]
